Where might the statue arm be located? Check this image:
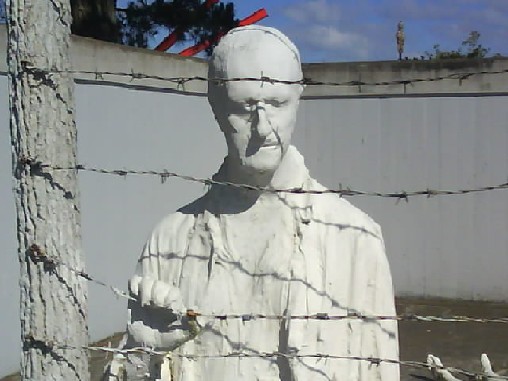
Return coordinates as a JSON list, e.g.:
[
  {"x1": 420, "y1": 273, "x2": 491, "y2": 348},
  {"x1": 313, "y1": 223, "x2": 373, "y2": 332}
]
[
  {"x1": 288, "y1": 212, "x2": 399, "y2": 381},
  {"x1": 126, "y1": 232, "x2": 195, "y2": 351},
  {"x1": 326, "y1": 222, "x2": 399, "y2": 381},
  {"x1": 360, "y1": 225, "x2": 400, "y2": 380}
]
